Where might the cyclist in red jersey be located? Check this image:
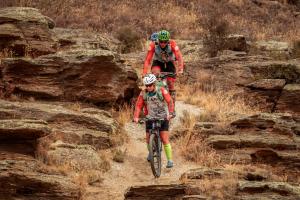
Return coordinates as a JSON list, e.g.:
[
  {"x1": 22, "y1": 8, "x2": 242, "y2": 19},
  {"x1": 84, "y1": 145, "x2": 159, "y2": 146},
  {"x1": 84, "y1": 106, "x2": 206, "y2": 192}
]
[{"x1": 142, "y1": 30, "x2": 184, "y2": 105}]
